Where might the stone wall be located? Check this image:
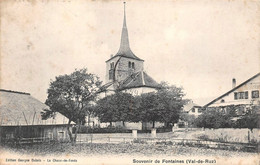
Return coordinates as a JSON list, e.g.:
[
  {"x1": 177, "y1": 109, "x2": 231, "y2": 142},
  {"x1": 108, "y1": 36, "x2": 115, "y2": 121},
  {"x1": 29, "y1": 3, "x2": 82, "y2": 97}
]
[
  {"x1": 106, "y1": 56, "x2": 144, "y2": 83},
  {"x1": 202, "y1": 128, "x2": 259, "y2": 143}
]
